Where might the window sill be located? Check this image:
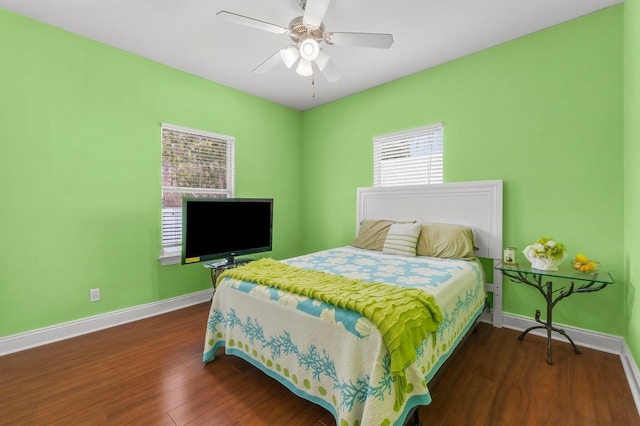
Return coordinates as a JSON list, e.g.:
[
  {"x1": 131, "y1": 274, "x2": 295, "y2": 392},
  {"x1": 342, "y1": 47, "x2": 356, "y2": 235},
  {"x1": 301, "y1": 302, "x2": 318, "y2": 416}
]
[{"x1": 159, "y1": 247, "x2": 181, "y2": 266}]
